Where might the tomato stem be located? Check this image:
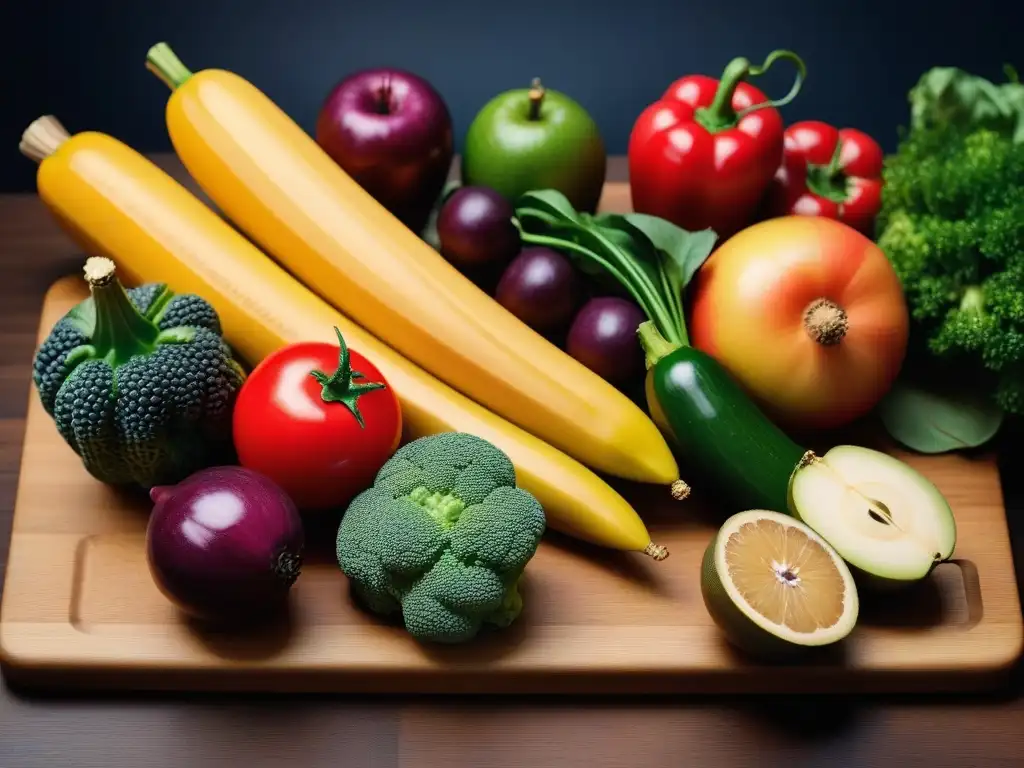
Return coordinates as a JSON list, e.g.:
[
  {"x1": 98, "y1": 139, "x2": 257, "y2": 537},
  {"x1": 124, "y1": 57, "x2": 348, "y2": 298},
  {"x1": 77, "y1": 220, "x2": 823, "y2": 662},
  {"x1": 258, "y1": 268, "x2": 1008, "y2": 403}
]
[{"x1": 309, "y1": 327, "x2": 387, "y2": 428}]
